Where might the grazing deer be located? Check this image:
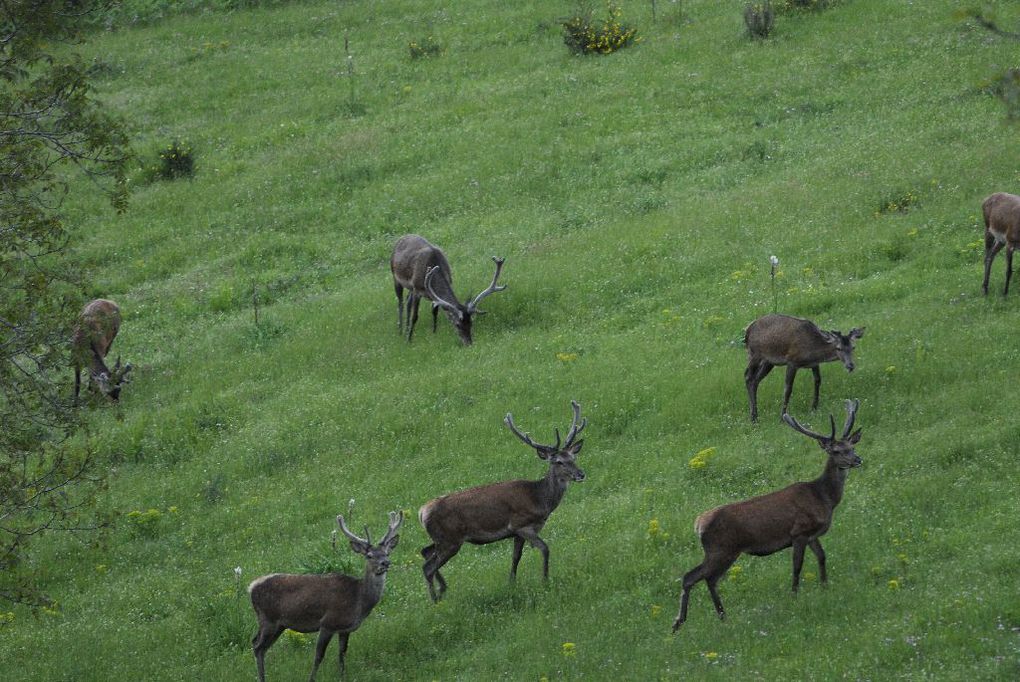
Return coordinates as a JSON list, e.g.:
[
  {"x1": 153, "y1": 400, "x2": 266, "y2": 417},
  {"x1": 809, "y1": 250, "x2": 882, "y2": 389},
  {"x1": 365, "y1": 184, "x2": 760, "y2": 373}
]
[
  {"x1": 672, "y1": 400, "x2": 862, "y2": 633},
  {"x1": 981, "y1": 192, "x2": 1020, "y2": 296},
  {"x1": 419, "y1": 401, "x2": 587, "y2": 602},
  {"x1": 248, "y1": 511, "x2": 403, "y2": 682},
  {"x1": 744, "y1": 313, "x2": 864, "y2": 422},
  {"x1": 71, "y1": 298, "x2": 132, "y2": 401},
  {"x1": 390, "y1": 234, "x2": 506, "y2": 346}
]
